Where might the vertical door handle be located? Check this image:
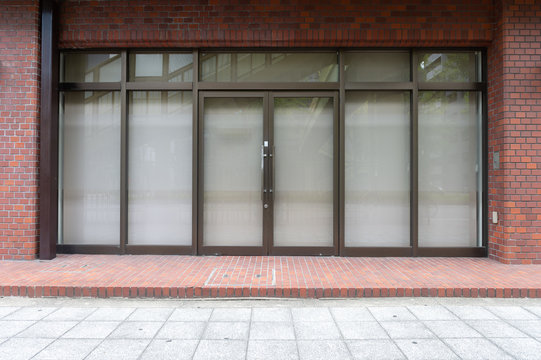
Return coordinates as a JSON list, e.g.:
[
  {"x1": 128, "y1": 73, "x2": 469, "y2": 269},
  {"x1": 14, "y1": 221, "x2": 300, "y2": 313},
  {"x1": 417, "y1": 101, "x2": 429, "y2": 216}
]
[
  {"x1": 269, "y1": 146, "x2": 275, "y2": 199},
  {"x1": 261, "y1": 144, "x2": 266, "y2": 201}
]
